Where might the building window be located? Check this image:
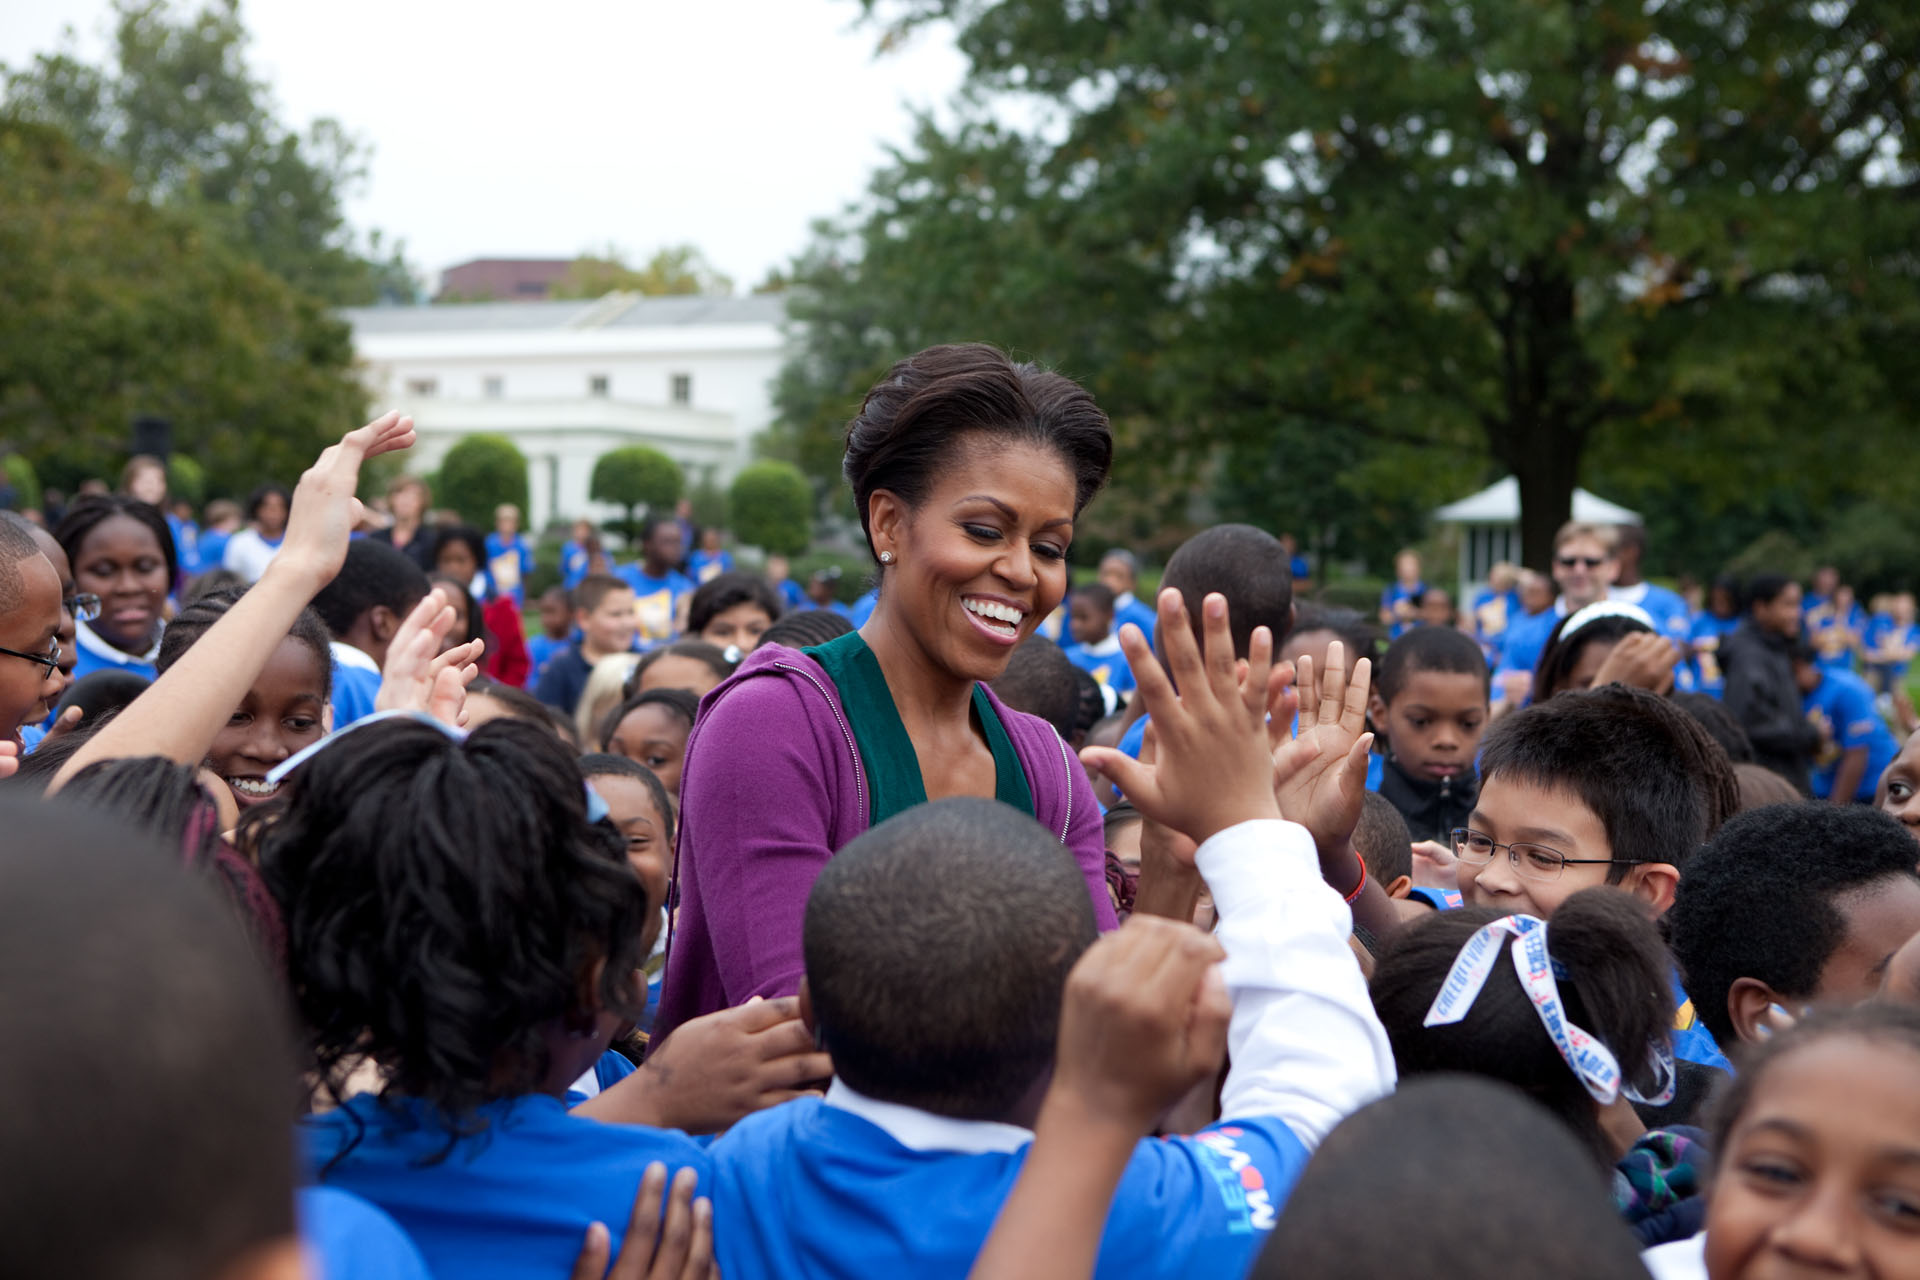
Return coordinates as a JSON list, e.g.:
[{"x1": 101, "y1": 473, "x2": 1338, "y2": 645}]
[
  {"x1": 670, "y1": 373, "x2": 692, "y2": 405},
  {"x1": 483, "y1": 376, "x2": 504, "y2": 399},
  {"x1": 589, "y1": 374, "x2": 610, "y2": 397},
  {"x1": 405, "y1": 377, "x2": 438, "y2": 397}
]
